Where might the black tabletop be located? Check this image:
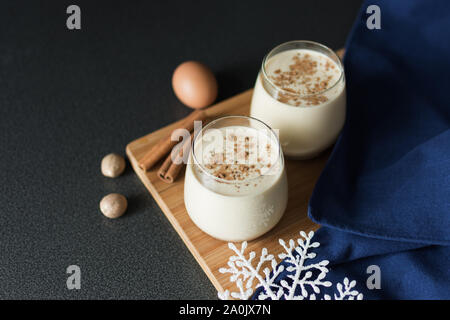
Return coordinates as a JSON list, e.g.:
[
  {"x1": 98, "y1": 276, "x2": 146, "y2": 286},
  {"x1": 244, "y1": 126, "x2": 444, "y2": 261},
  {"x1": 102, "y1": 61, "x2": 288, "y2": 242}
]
[{"x1": 0, "y1": 0, "x2": 362, "y2": 299}]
